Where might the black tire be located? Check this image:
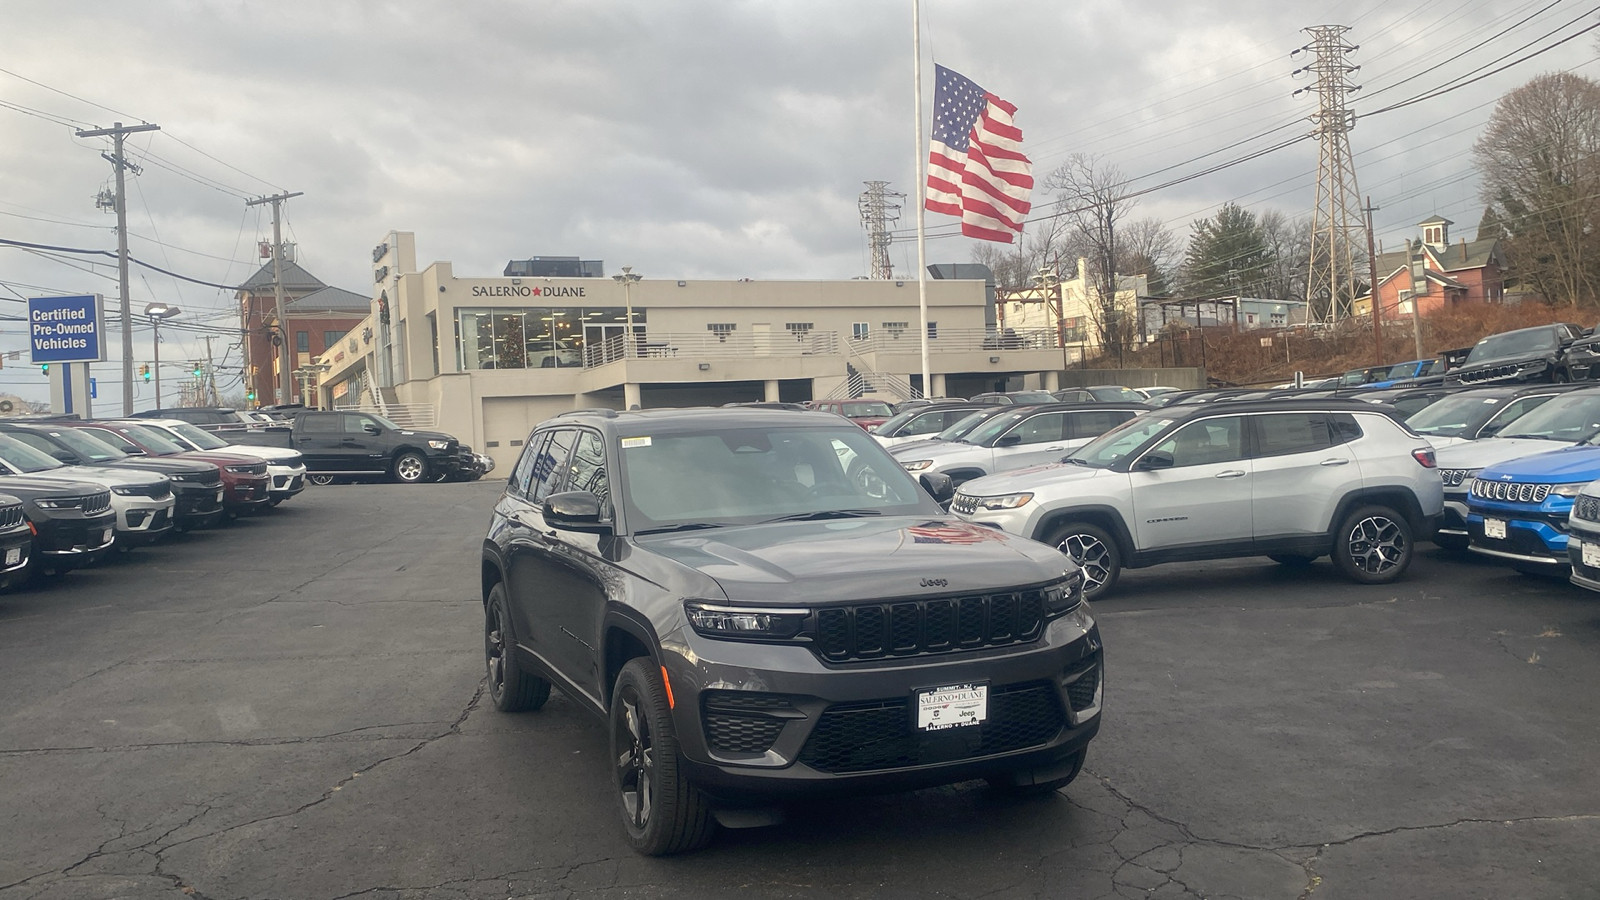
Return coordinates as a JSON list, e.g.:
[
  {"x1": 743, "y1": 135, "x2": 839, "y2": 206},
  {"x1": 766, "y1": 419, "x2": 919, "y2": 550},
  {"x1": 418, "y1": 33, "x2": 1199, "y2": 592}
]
[
  {"x1": 1331, "y1": 504, "x2": 1414, "y2": 584},
  {"x1": 1043, "y1": 522, "x2": 1121, "y2": 600},
  {"x1": 484, "y1": 583, "x2": 551, "y2": 713},
  {"x1": 987, "y1": 748, "x2": 1087, "y2": 796},
  {"x1": 393, "y1": 451, "x2": 429, "y2": 484},
  {"x1": 610, "y1": 658, "x2": 715, "y2": 856},
  {"x1": 1268, "y1": 554, "x2": 1317, "y2": 566},
  {"x1": 308, "y1": 473, "x2": 337, "y2": 486}
]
